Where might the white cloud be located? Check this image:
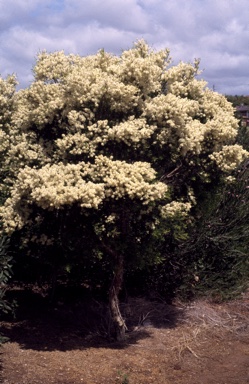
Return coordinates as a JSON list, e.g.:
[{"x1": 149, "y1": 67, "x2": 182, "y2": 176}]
[
  {"x1": 63, "y1": 0, "x2": 150, "y2": 32},
  {"x1": 0, "y1": 0, "x2": 249, "y2": 94}
]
